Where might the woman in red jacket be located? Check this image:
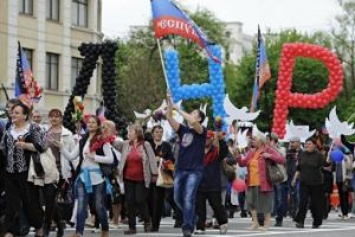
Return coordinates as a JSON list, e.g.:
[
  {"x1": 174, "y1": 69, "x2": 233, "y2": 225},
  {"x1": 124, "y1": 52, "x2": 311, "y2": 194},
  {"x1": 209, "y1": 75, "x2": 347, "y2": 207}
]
[{"x1": 236, "y1": 130, "x2": 284, "y2": 231}]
